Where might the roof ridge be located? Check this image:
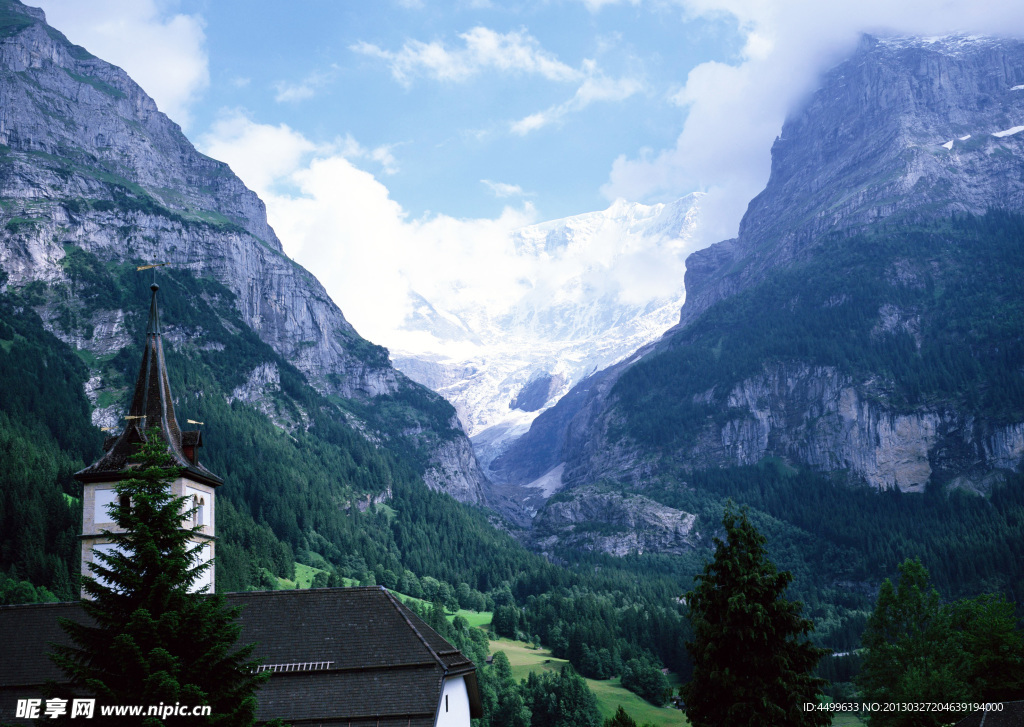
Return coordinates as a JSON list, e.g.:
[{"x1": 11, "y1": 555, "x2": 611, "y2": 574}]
[{"x1": 380, "y1": 587, "x2": 448, "y2": 672}]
